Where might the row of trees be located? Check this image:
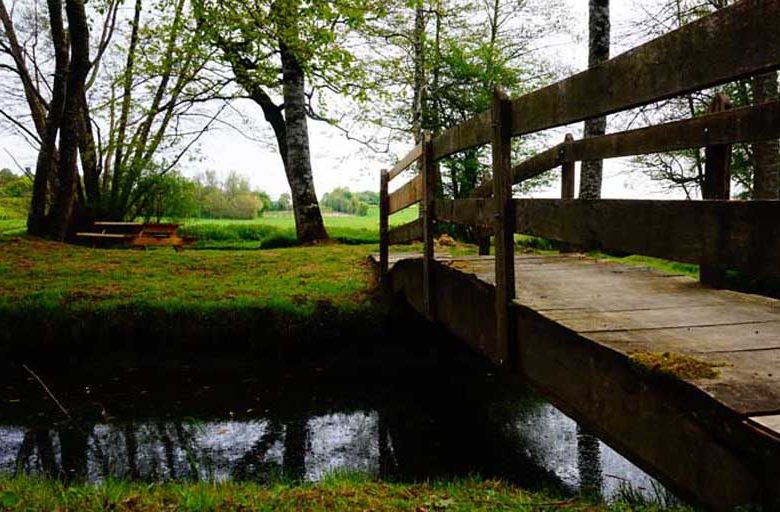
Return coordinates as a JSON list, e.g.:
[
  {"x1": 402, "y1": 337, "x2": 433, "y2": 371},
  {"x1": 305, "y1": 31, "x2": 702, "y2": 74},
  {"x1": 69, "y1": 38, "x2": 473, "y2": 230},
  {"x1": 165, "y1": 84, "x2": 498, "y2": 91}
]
[
  {"x1": 0, "y1": 0, "x2": 579, "y2": 244},
  {"x1": 139, "y1": 170, "x2": 377, "y2": 221},
  {"x1": 321, "y1": 188, "x2": 378, "y2": 216},
  {"x1": 0, "y1": 0, "x2": 775, "y2": 244}
]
